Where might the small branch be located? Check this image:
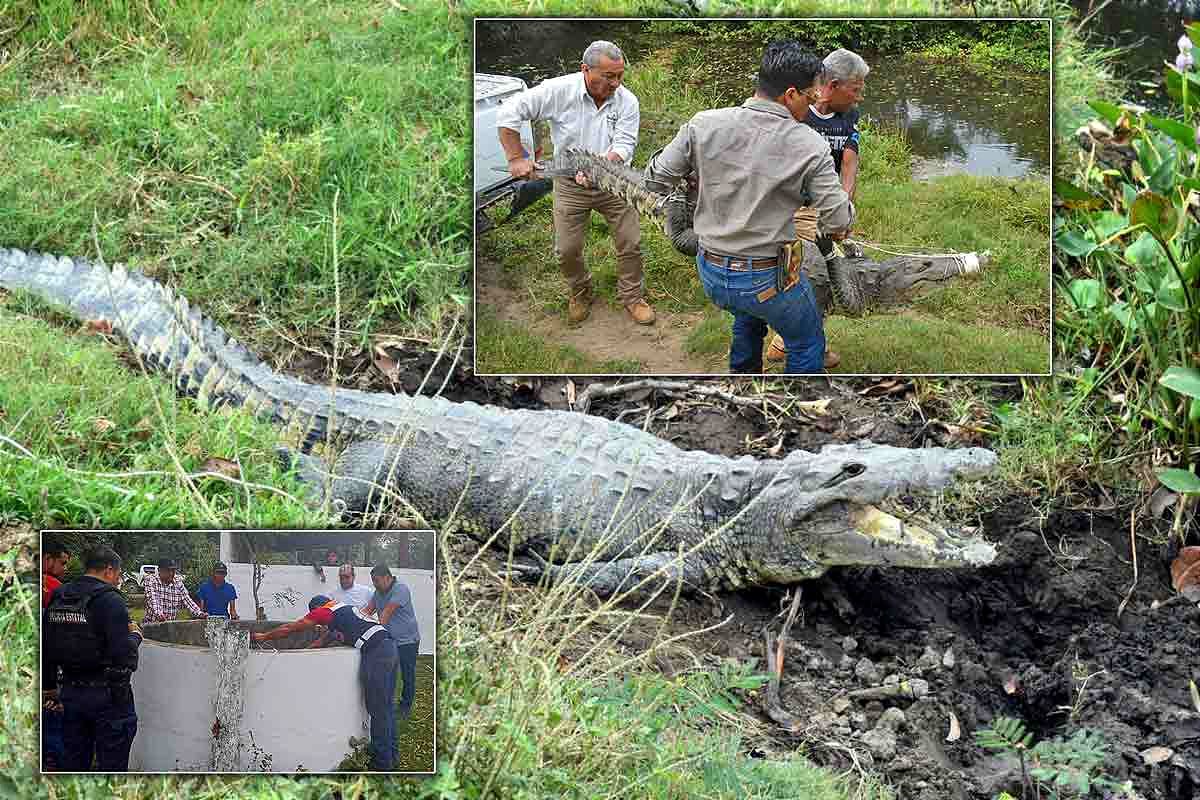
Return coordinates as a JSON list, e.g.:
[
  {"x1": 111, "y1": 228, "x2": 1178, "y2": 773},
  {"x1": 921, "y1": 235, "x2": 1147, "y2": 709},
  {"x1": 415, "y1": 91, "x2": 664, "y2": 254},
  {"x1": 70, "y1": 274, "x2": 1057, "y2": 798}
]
[
  {"x1": 1116, "y1": 506, "x2": 1138, "y2": 620},
  {"x1": 761, "y1": 588, "x2": 804, "y2": 733},
  {"x1": 574, "y1": 378, "x2": 780, "y2": 415}
]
